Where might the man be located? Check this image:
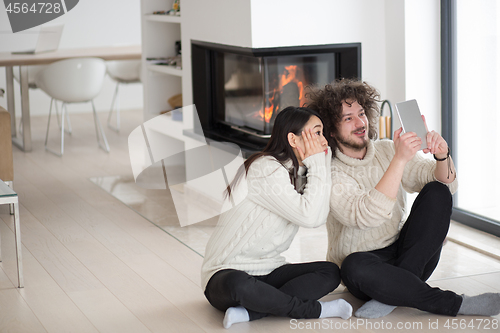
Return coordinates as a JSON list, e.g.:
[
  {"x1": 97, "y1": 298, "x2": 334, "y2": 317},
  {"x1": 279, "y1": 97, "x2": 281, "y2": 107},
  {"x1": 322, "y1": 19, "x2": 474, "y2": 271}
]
[{"x1": 306, "y1": 78, "x2": 500, "y2": 318}]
